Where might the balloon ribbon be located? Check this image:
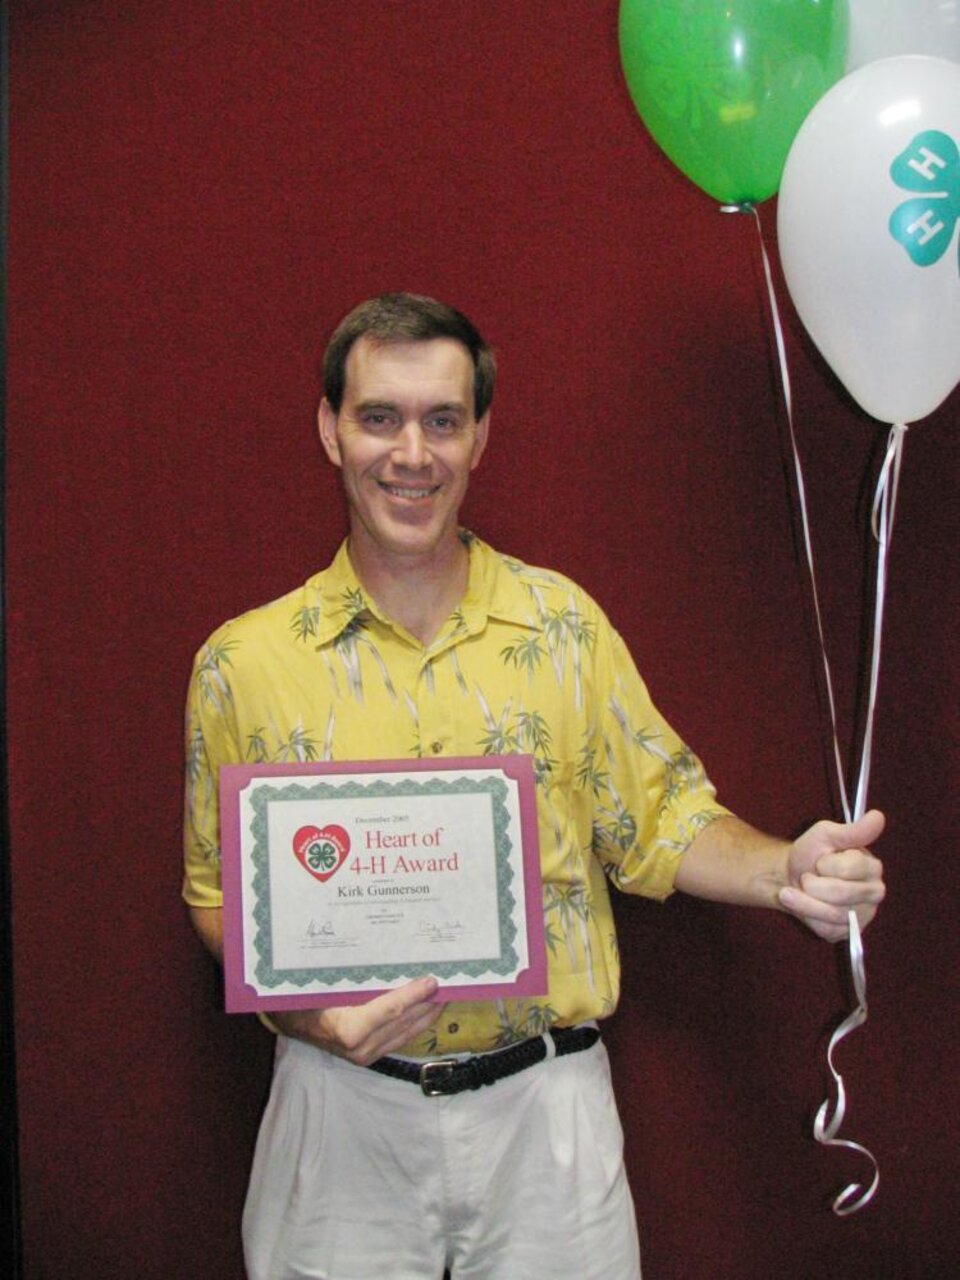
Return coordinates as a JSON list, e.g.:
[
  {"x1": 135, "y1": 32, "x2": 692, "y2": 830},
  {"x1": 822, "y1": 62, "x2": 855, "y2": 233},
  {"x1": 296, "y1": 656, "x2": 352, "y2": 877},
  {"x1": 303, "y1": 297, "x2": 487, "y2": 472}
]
[{"x1": 722, "y1": 202, "x2": 906, "y2": 1215}]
